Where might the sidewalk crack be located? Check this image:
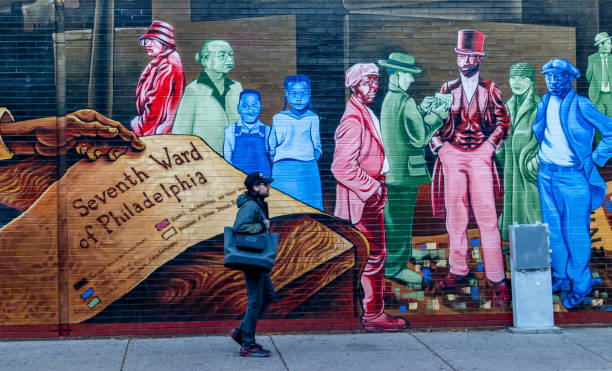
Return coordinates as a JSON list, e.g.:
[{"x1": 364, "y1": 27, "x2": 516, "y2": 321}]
[
  {"x1": 269, "y1": 335, "x2": 290, "y2": 371},
  {"x1": 120, "y1": 338, "x2": 131, "y2": 371},
  {"x1": 410, "y1": 333, "x2": 458, "y2": 371},
  {"x1": 567, "y1": 337, "x2": 612, "y2": 364}
]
